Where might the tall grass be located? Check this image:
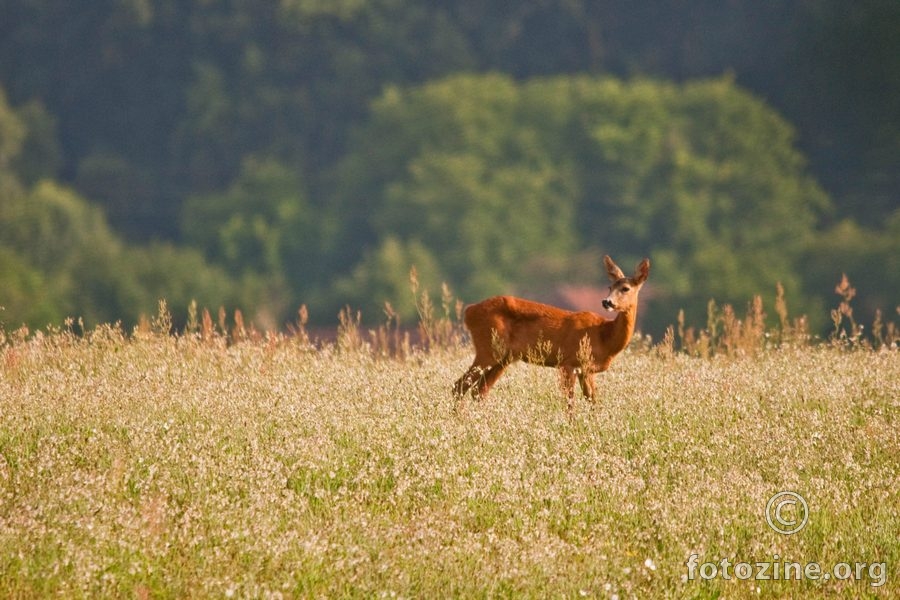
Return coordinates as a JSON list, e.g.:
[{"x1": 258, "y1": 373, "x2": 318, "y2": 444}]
[{"x1": 0, "y1": 276, "x2": 897, "y2": 597}]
